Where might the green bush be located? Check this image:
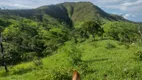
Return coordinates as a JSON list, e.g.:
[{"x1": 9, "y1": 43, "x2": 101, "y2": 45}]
[
  {"x1": 105, "y1": 43, "x2": 116, "y2": 49},
  {"x1": 79, "y1": 21, "x2": 103, "y2": 39},
  {"x1": 122, "y1": 65, "x2": 140, "y2": 79},
  {"x1": 37, "y1": 68, "x2": 71, "y2": 80},
  {"x1": 22, "y1": 52, "x2": 38, "y2": 61},
  {"x1": 62, "y1": 42, "x2": 82, "y2": 65},
  {"x1": 134, "y1": 51, "x2": 142, "y2": 60},
  {"x1": 47, "y1": 69, "x2": 71, "y2": 80},
  {"x1": 103, "y1": 22, "x2": 140, "y2": 43},
  {"x1": 33, "y1": 57, "x2": 43, "y2": 67},
  {"x1": 68, "y1": 46, "x2": 82, "y2": 65},
  {"x1": 11, "y1": 63, "x2": 34, "y2": 75}
]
